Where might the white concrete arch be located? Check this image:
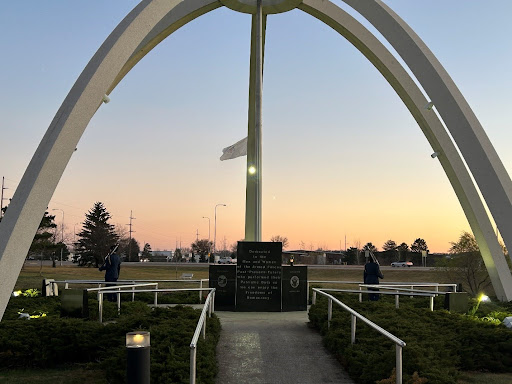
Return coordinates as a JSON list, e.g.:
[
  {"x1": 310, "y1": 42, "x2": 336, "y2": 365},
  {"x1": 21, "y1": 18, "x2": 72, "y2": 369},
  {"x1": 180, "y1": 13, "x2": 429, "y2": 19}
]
[
  {"x1": 298, "y1": 0, "x2": 512, "y2": 301},
  {"x1": 0, "y1": 0, "x2": 222, "y2": 320},
  {"x1": 1, "y1": 0, "x2": 511, "y2": 320},
  {"x1": 340, "y1": 0, "x2": 512, "y2": 277}
]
